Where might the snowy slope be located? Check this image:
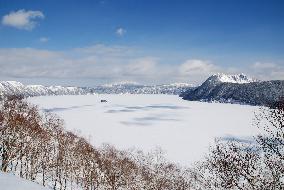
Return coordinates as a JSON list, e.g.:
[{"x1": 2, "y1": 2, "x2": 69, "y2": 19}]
[
  {"x1": 0, "y1": 172, "x2": 49, "y2": 190},
  {"x1": 0, "y1": 81, "x2": 89, "y2": 97},
  {"x1": 0, "y1": 81, "x2": 26, "y2": 96}
]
